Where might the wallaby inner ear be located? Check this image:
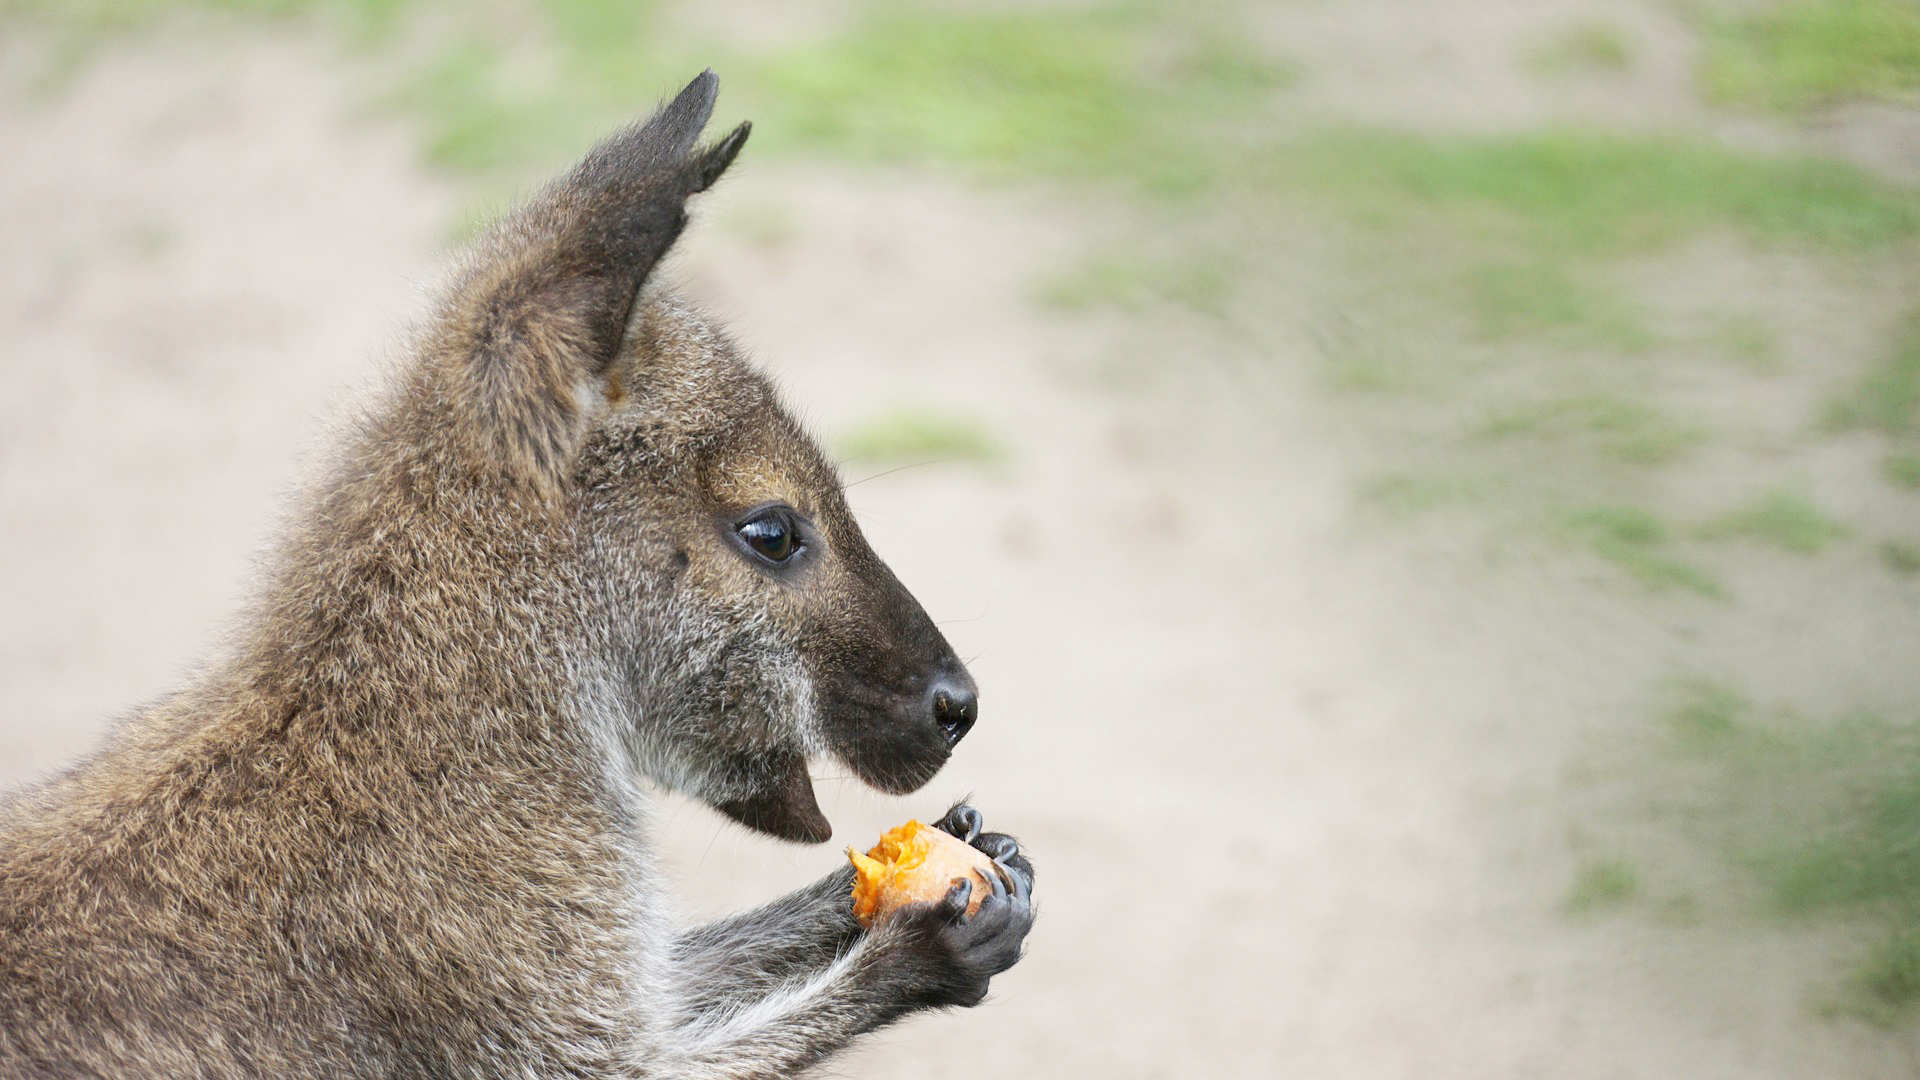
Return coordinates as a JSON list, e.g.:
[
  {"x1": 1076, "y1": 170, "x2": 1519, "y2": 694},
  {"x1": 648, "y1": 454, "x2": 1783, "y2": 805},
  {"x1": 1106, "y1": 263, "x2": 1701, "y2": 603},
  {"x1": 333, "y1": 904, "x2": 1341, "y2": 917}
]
[{"x1": 434, "y1": 70, "x2": 750, "y2": 498}]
